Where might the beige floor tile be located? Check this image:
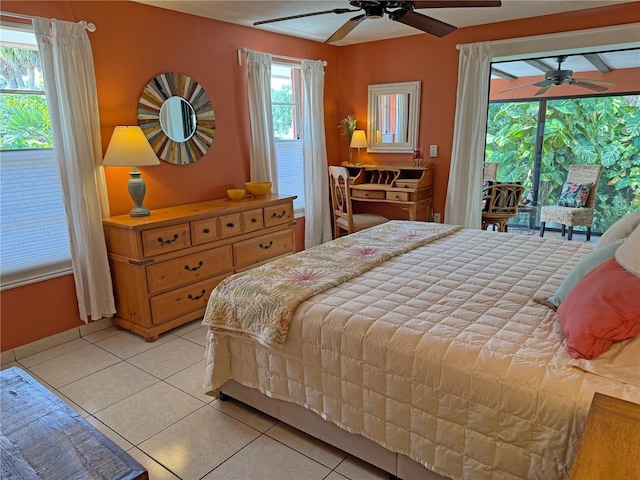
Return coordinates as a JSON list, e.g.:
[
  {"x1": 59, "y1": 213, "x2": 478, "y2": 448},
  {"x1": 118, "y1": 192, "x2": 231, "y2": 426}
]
[
  {"x1": 179, "y1": 324, "x2": 209, "y2": 346},
  {"x1": 82, "y1": 325, "x2": 122, "y2": 343},
  {"x1": 127, "y1": 447, "x2": 181, "y2": 480},
  {"x1": 54, "y1": 390, "x2": 90, "y2": 418},
  {"x1": 127, "y1": 337, "x2": 205, "y2": 379},
  {"x1": 334, "y1": 456, "x2": 389, "y2": 480},
  {"x1": 17, "y1": 338, "x2": 89, "y2": 367},
  {"x1": 164, "y1": 360, "x2": 213, "y2": 403},
  {"x1": 211, "y1": 397, "x2": 277, "y2": 433},
  {"x1": 325, "y1": 472, "x2": 349, "y2": 480},
  {"x1": 95, "y1": 330, "x2": 176, "y2": 359},
  {"x1": 1, "y1": 361, "x2": 20, "y2": 370},
  {"x1": 1, "y1": 350, "x2": 16, "y2": 365},
  {"x1": 171, "y1": 318, "x2": 204, "y2": 337},
  {"x1": 59, "y1": 361, "x2": 158, "y2": 413},
  {"x1": 85, "y1": 416, "x2": 135, "y2": 452},
  {"x1": 94, "y1": 382, "x2": 203, "y2": 445},
  {"x1": 27, "y1": 343, "x2": 120, "y2": 389},
  {"x1": 202, "y1": 434, "x2": 331, "y2": 480},
  {"x1": 266, "y1": 422, "x2": 347, "y2": 469},
  {"x1": 140, "y1": 405, "x2": 261, "y2": 479}
]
